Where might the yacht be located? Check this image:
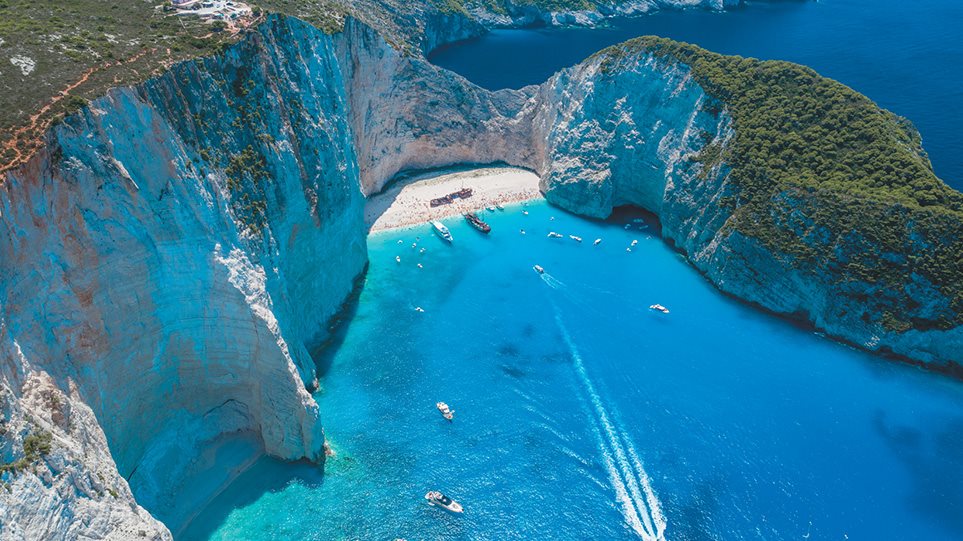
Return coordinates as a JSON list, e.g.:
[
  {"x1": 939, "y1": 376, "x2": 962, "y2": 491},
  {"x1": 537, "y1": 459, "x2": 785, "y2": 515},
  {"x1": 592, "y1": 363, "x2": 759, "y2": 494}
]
[
  {"x1": 649, "y1": 304, "x2": 670, "y2": 314},
  {"x1": 533, "y1": 264, "x2": 545, "y2": 274},
  {"x1": 431, "y1": 221, "x2": 453, "y2": 243},
  {"x1": 436, "y1": 401, "x2": 454, "y2": 421},
  {"x1": 425, "y1": 491, "x2": 463, "y2": 513}
]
